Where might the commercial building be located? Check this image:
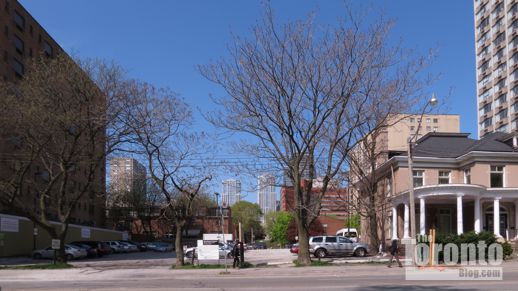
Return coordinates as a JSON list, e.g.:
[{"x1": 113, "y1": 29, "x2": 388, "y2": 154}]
[
  {"x1": 0, "y1": 0, "x2": 105, "y2": 227},
  {"x1": 280, "y1": 182, "x2": 349, "y2": 236},
  {"x1": 222, "y1": 179, "x2": 241, "y2": 207},
  {"x1": 474, "y1": 0, "x2": 518, "y2": 137},
  {"x1": 257, "y1": 174, "x2": 276, "y2": 219}
]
